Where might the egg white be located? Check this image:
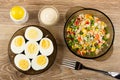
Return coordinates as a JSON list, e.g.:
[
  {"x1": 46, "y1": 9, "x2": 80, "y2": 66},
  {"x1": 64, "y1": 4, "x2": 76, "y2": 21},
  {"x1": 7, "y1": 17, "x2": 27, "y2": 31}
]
[
  {"x1": 11, "y1": 36, "x2": 25, "y2": 54},
  {"x1": 14, "y1": 54, "x2": 31, "y2": 71},
  {"x1": 31, "y1": 55, "x2": 48, "y2": 71},
  {"x1": 39, "y1": 38, "x2": 54, "y2": 56},
  {"x1": 25, "y1": 41, "x2": 39, "y2": 59},
  {"x1": 25, "y1": 26, "x2": 43, "y2": 41}
]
